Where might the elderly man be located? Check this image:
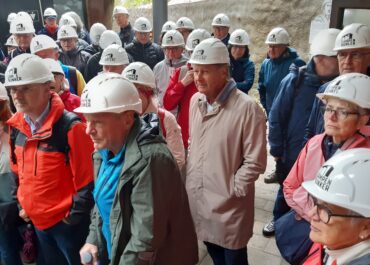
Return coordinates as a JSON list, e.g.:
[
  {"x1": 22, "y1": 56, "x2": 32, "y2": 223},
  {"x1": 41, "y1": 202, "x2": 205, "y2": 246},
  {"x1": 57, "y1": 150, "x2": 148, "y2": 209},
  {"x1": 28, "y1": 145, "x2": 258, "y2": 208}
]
[
  {"x1": 58, "y1": 25, "x2": 91, "y2": 78},
  {"x1": 212, "y1": 13, "x2": 231, "y2": 46},
  {"x1": 4, "y1": 53, "x2": 94, "y2": 265},
  {"x1": 112, "y1": 6, "x2": 134, "y2": 47},
  {"x1": 30, "y1": 34, "x2": 86, "y2": 96},
  {"x1": 153, "y1": 29, "x2": 188, "y2": 105},
  {"x1": 9, "y1": 14, "x2": 35, "y2": 61},
  {"x1": 305, "y1": 23, "x2": 370, "y2": 140},
  {"x1": 186, "y1": 38, "x2": 267, "y2": 265},
  {"x1": 259, "y1": 27, "x2": 305, "y2": 184},
  {"x1": 262, "y1": 28, "x2": 340, "y2": 237},
  {"x1": 125, "y1": 17, "x2": 164, "y2": 69},
  {"x1": 76, "y1": 73, "x2": 197, "y2": 265}
]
